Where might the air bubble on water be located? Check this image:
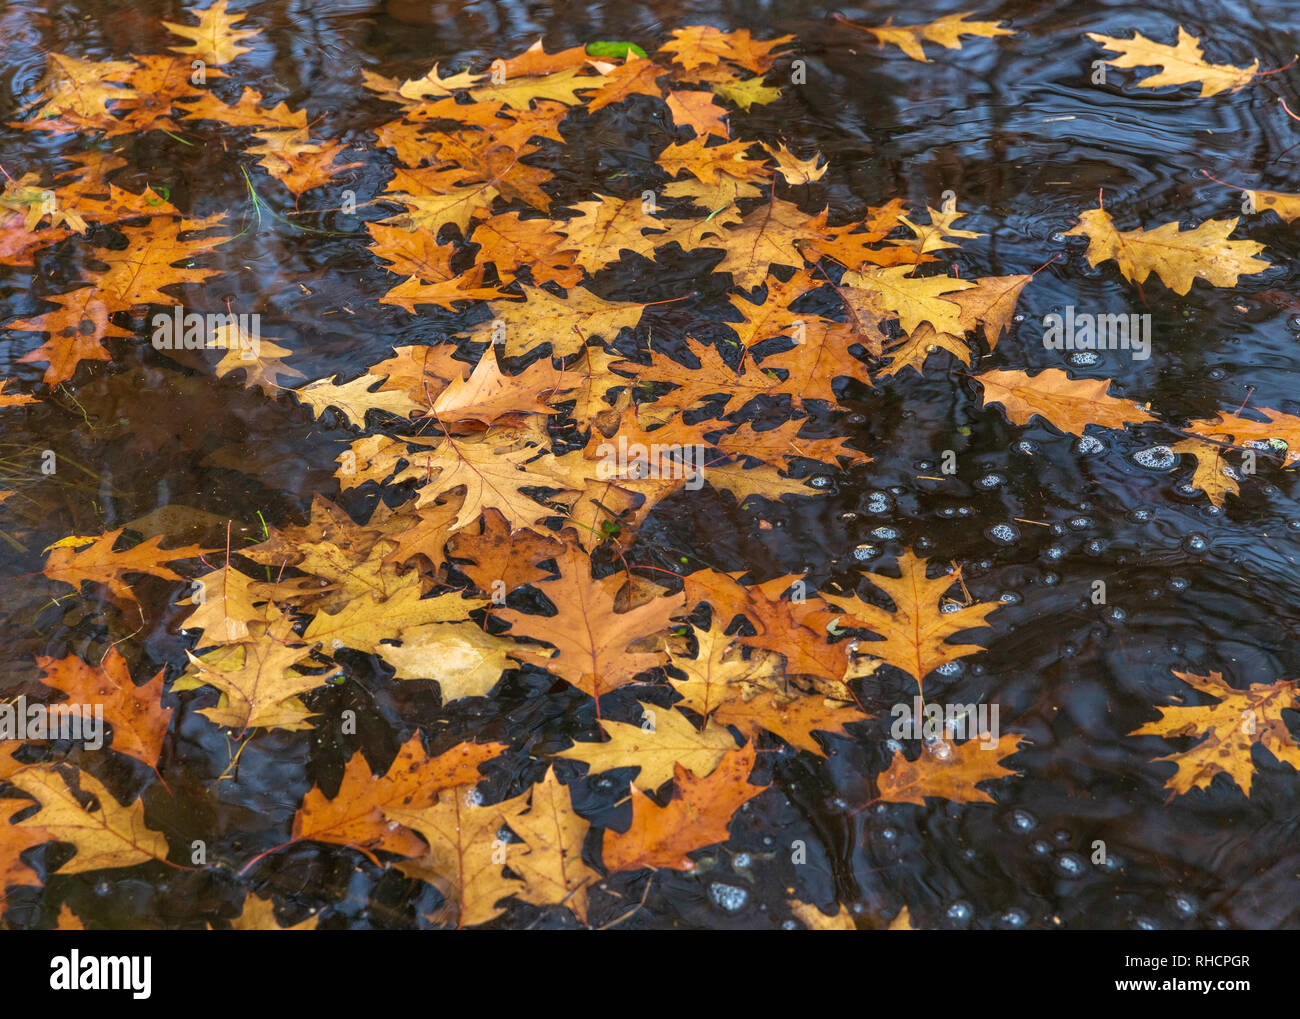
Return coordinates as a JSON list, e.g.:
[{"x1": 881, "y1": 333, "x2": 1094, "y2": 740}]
[
  {"x1": 782, "y1": 919, "x2": 799, "y2": 930},
  {"x1": 925, "y1": 737, "x2": 953, "y2": 761},
  {"x1": 733, "y1": 853, "x2": 751, "y2": 869},
  {"x1": 1074, "y1": 434, "x2": 1104, "y2": 456},
  {"x1": 866, "y1": 491, "x2": 892, "y2": 514},
  {"x1": 809, "y1": 474, "x2": 835, "y2": 490},
  {"x1": 1167, "y1": 576, "x2": 1189, "y2": 591},
  {"x1": 1068, "y1": 351, "x2": 1100, "y2": 367},
  {"x1": 1043, "y1": 544, "x2": 1065, "y2": 561},
  {"x1": 1030, "y1": 839, "x2": 1052, "y2": 856},
  {"x1": 709, "y1": 883, "x2": 749, "y2": 913},
  {"x1": 1107, "y1": 607, "x2": 1127, "y2": 623},
  {"x1": 956, "y1": 505, "x2": 972, "y2": 516},
  {"x1": 1129, "y1": 508, "x2": 1153, "y2": 522},
  {"x1": 871, "y1": 526, "x2": 899, "y2": 540},
  {"x1": 1133, "y1": 445, "x2": 1177, "y2": 470},
  {"x1": 1172, "y1": 894, "x2": 1197, "y2": 918},
  {"x1": 1054, "y1": 852, "x2": 1086, "y2": 878},
  {"x1": 1013, "y1": 313, "x2": 1026, "y2": 323},
  {"x1": 915, "y1": 536, "x2": 935, "y2": 551},
  {"x1": 1050, "y1": 231, "x2": 1066, "y2": 244},
  {"x1": 1042, "y1": 572, "x2": 1060, "y2": 585},
  {"x1": 1067, "y1": 516, "x2": 1093, "y2": 530},
  {"x1": 839, "y1": 511, "x2": 859, "y2": 523},
  {"x1": 1288, "y1": 314, "x2": 1300, "y2": 332},
  {"x1": 947, "y1": 901, "x2": 973, "y2": 923},
  {"x1": 940, "y1": 601, "x2": 961, "y2": 613},
  {"x1": 880, "y1": 827, "x2": 898, "y2": 842},
  {"x1": 1134, "y1": 916, "x2": 1160, "y2": 931},
  {"x1": 1015, "y1": 439, "x2": 1038, "y2": 455},
  {"x1": 889, "y1": 486, "x2": 907, "y2": 496},
  {"x1": 95, "y1": 880, "x2": 110, "y2": 896},
  {"x1": 1175, "y1": 482, "x2": 1196, "y2": 496},
  {"x1": 977, "y1": 473, "x2": 1006, "y2": 489},
  {"x1": 846, "y1": 413, "x2": 867, "y2": 425},
  {"x1": 1000, "y1": 591, "x2": 1022, "y2": 604},
  {"x1": 852, "y1": 544, "x2": 879, "y2": 561},
  {"x1": 1062, "y1": 643, "x2": 1077, "y2": 656},
  {"x1": 1287, "y1": 519, "x2": 1300, "y2": 532},
  {"x1": 987, "y1": 523, "x2": 1020, "y2": 545},
  {"x1": 1084, "y1": 538, "x2": 1107, "y2": 556},
  {"x1": 935, "y1": 661, "x2": 962, "y2": 676},
  {"x1": 917, "y1": 459, "x2": 934, "y2": 471},
  {"x1": 1006, "y1": 808, "x2": 1037, "y2": 832},
  {"x1": 1205, "y1": 505, "x2": 1222, "y2": 517},
  {"x1": 1183, "y1": 533, "x2": 1208, "y2": 553},
  {"x1": 885, "y1": 738, "x2": 903, "y2": 753},
  {"x1": 1053, "y1": 829, "x2": 1071, "y2": 844},
  {"x1": 1000, "y1": 908, "x2": 1028, "y2": 928},
  {"x1": 1207, "y1": 367, "x2": 1227, "y2": 381}
]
